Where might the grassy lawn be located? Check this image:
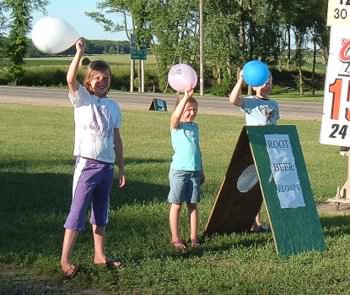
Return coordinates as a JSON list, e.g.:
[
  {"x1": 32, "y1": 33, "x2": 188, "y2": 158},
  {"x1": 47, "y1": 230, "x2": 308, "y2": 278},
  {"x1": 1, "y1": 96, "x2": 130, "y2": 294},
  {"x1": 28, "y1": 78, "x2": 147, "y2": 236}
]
[
  {"x1": 0, "y1": 104, "x2": 349, "y2": 293},
  {"x1": 270, "y1": 91, "x2": 324, "y2": 103}
]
